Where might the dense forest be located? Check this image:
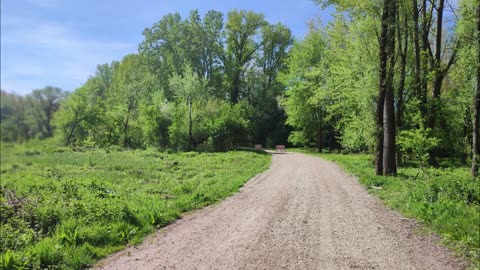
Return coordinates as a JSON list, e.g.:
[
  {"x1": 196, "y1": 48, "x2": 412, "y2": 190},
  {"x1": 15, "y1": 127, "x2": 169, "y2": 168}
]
[{"x1": 2, "y1": 0, "x2": 479, "y2": 175}]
